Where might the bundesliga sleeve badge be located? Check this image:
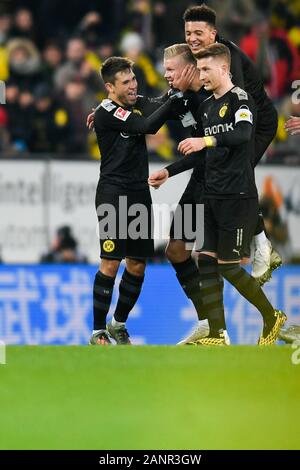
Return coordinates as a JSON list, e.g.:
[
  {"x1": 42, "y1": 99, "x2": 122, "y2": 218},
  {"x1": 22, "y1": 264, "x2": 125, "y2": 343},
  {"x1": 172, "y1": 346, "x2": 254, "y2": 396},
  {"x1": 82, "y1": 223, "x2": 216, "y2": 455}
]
[{"x1": 114, "y1": 107, "x2": 131, "y2": 121}]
